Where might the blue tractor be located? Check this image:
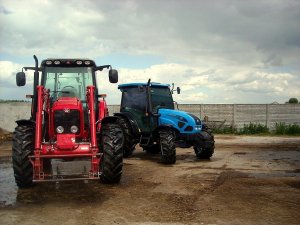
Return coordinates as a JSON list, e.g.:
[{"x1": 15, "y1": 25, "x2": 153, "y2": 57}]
[{"x1": 115, "y1": 80, "x2": 215, "y2": 164}]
